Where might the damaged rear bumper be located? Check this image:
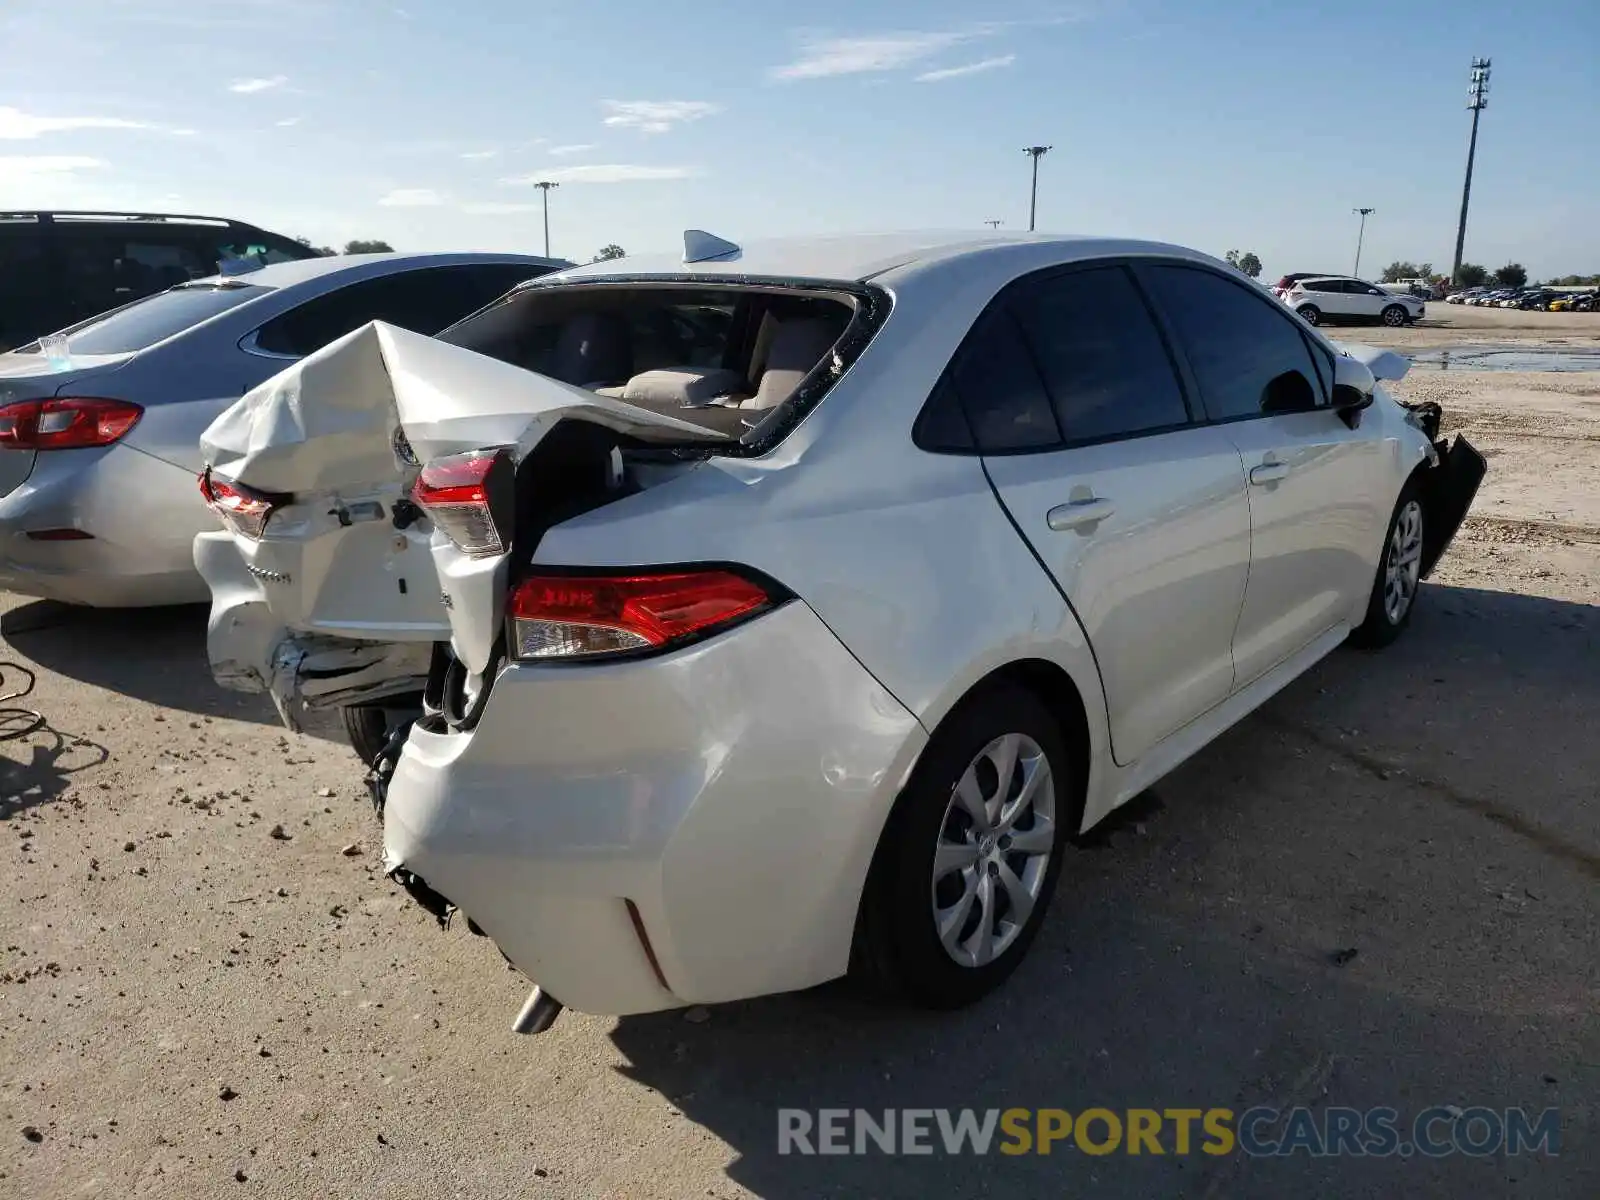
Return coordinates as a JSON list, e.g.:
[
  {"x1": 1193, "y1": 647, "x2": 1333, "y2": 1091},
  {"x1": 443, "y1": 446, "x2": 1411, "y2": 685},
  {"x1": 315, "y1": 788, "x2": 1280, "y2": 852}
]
[
  {"x1": 195, "y1": 530, "x2": 432, "y2": 727},
  {"x1": 379, "y1": 600, "x2": 927, "y2": 1017},
  {"x1": 1419, "y1": 434, "x2": 1487, "y2": 577}
]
